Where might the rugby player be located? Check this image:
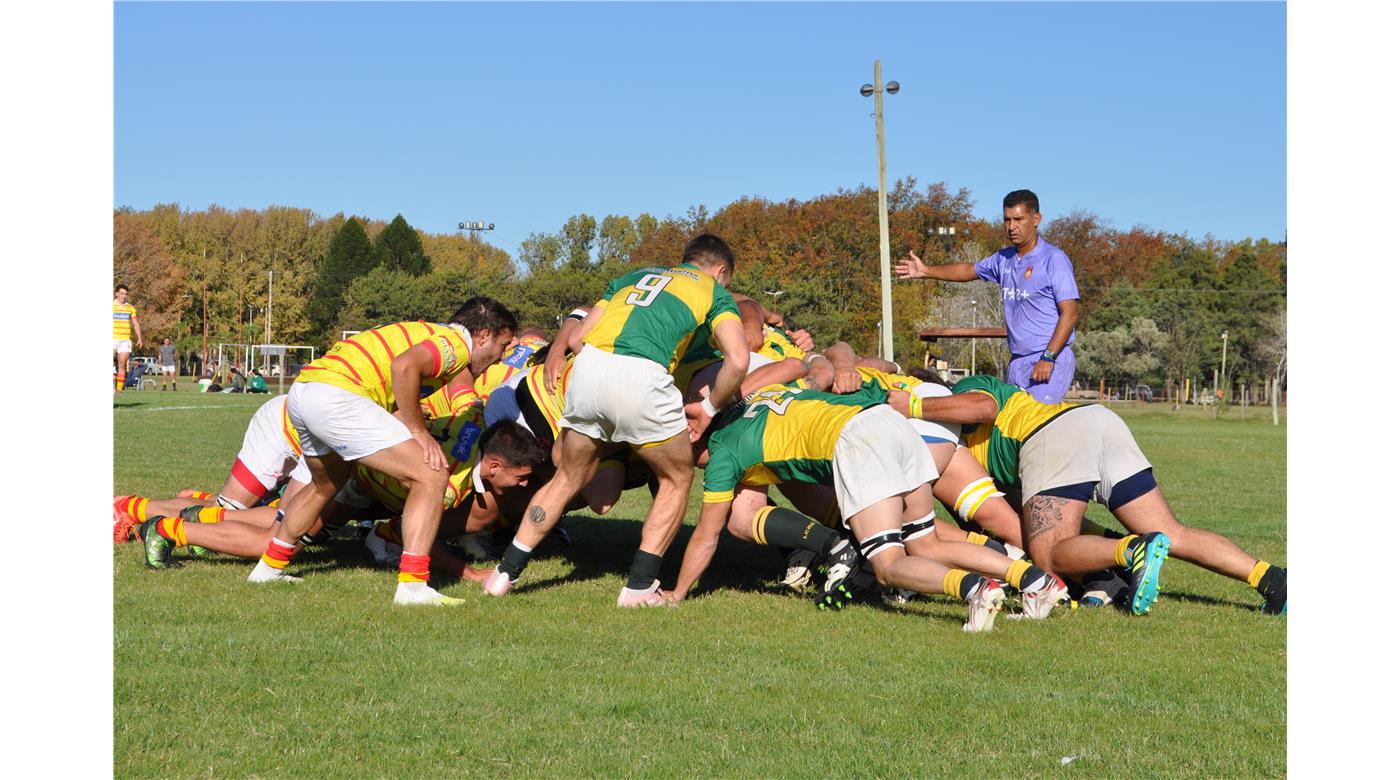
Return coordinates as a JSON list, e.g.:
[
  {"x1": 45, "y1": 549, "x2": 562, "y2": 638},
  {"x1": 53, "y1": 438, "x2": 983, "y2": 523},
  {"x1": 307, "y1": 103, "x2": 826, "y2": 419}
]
[
  {"x1": 247, "y1": 299, "x2": 517, "y2": 606},
  {"x1": 895, "y1": 375, "x2": 1287, "y2": 615},
  {"x1": 114, "y1": 395, "x2": 301, "y2": 541},
  {"x1": 672, "y1": 379, "x2": 1069, "y2": 630},
  {"x1": 113, "y1": 284, "x2": 142, "y2": 393},
  {"x1": 135, "y1": 391, "x2": 547, "y2": 583},
  {"x1": 483, "y1": 234, "x2": 750, "y2": 606}
]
